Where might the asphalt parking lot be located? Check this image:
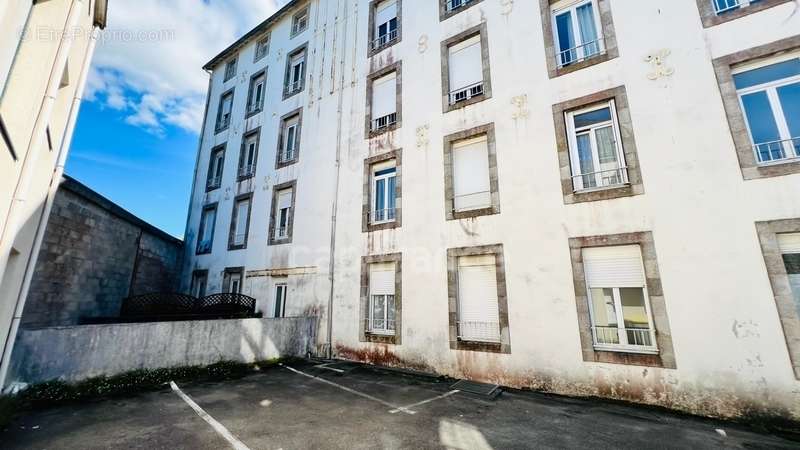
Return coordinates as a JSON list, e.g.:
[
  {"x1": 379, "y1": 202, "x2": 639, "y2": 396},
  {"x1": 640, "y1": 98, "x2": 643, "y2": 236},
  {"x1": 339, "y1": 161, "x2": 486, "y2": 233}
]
[{"x1": 1, "y1": 360, "x2": 798, "y2": 449}]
